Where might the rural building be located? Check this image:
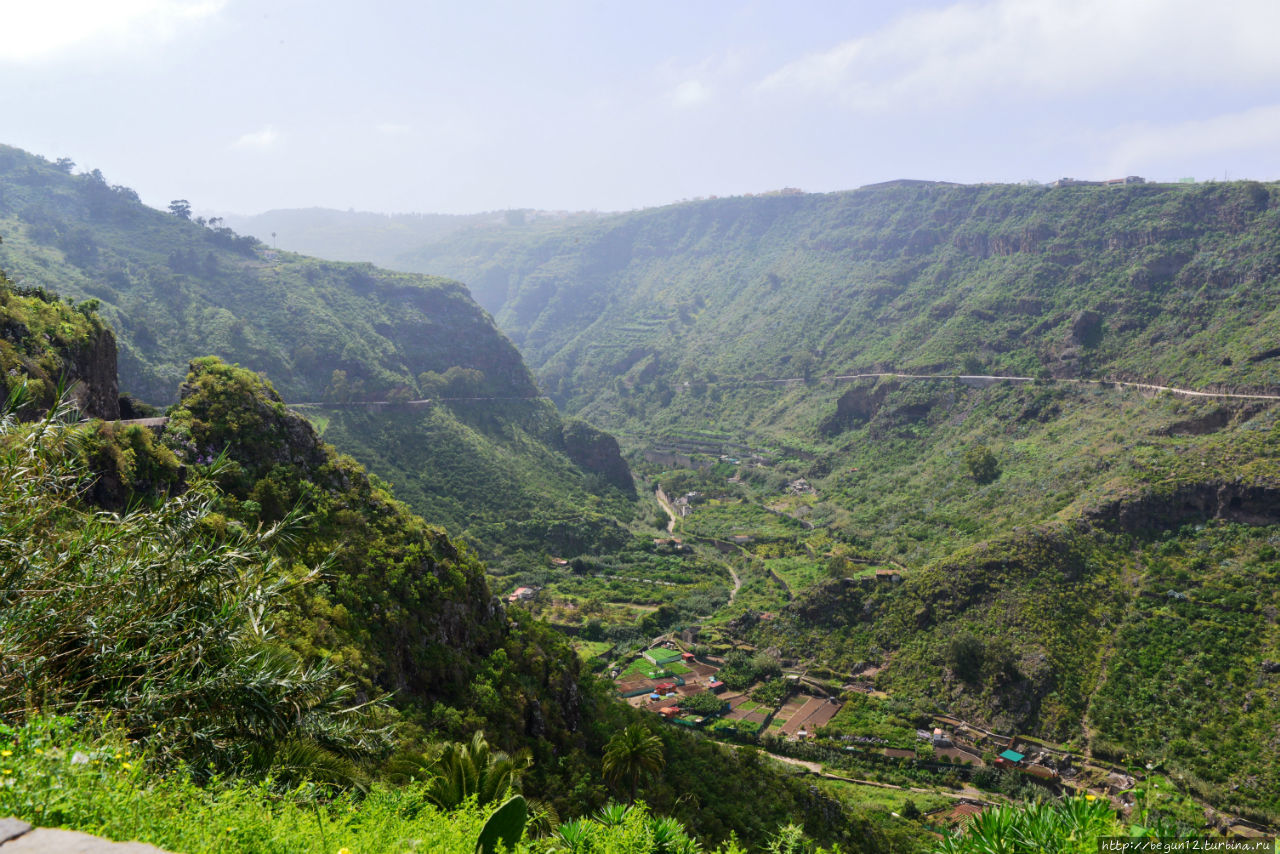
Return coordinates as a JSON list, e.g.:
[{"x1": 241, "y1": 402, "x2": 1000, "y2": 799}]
[
  {"x1": 616, "y1": 681, "x2": 655, "y2": 699},
  {"x1": 995, "y1": 749, "x2": 1025, "y2": 768},
  {"x1": 507, "y1": 587, "x2": 535, "y2": 603}
]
